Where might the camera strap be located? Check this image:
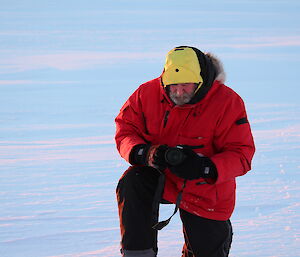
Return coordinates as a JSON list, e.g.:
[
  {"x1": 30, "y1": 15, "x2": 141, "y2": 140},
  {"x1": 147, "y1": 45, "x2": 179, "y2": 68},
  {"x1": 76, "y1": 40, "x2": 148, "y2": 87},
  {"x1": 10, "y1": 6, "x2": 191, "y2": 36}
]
[
  {"x1": 152, "y1": 179, "x2": 187, "y2": 230},
  {"x1": 152, "y1": 172, "x2": 166, "y2": 224}
]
